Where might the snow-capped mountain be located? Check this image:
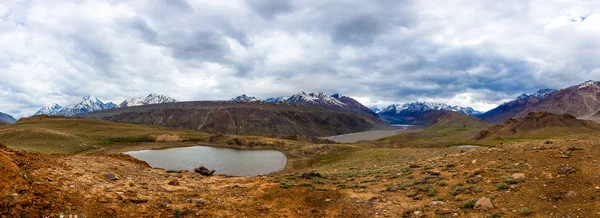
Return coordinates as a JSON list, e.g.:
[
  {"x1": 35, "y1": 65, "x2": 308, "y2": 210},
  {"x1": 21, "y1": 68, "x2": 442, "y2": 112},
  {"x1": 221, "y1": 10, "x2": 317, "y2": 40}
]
[
  {"x1": 34, "y1": 96, "x2": 117, "y2": 117},
  {"x1": 376, "y1": 102, "x2": 483, "y2": 124},
  {"x1": 0, "y1": 111, "x2": 17, "y2": 124},
  {"x1": 263, "y1": 92, "x2": 378, "y2": 117},
  {"x1": 118, "y1": 93, "x2": 177, "y2": 108},
  {"x1": 34, "y1": 103, "x2": 63, "y2": 116},
  {"x1": 380, "y1": 102, "x2": 483, "y2": 116},
  {"x1": 514, "y1": 89, "x2": 558, "y2": 102},
  {"x1": 34, "y1": 94, "x2": 176, "y2": 117},
  {"x1": 284, "y1": 92, "x2": 346, "y2": 107},
  {"x1": 230, "y1": 94, "x2": 259, "y2": 102}
]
